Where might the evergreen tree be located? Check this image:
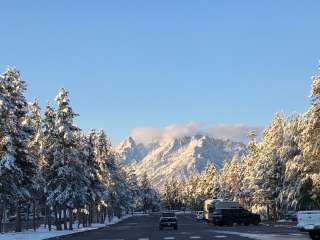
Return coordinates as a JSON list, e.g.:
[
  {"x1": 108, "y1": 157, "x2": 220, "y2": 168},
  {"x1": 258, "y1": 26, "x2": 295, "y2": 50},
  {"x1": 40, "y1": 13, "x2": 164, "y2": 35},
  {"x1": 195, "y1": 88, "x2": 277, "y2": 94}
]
[
  {"x1": 47, "y1": 88, "x2": 89, "y2": 230},
  {"x1": 242, "y1": 130, "x2": 261, "y2": 209},
  {"x1": 126, "y1": 166, "x2": 140, "y2": 212},
  {"x1": 78, "y1": 131, "x2": 106, "y2": 226},
  {"x1": 26, "y1": 100, "x2": 43, "y2": 230},
  {"x1": 0, "y1": 68, "x2": 37, "y2": 231},
  {"x1": 199, "y1": 162, "x2": 219, "y2": 200},
  {"x1": 298, "y1": 66, "x2": 320, "y2": 208},
  {"x1": 281, "y1": 115, "x2": 303, "y2": 212},
  {"x1": 219, "y1": 155, "x2": 243, "y2": 201},
  {"x1": 138, "y1": 173, "x2": 158, "y2": 212},
  {"x1": 251, "y1": 113, "x2": 284, "y2": 219},
  {"x1": 40, "y1": 102, "x2": 57, "y2": 231},
  {"x1": 162, "y1": 176, "x2": 183, "y2": 210}
]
